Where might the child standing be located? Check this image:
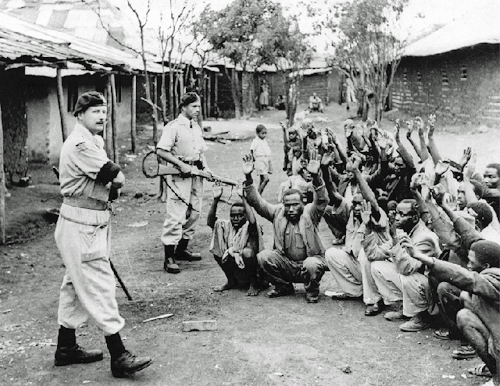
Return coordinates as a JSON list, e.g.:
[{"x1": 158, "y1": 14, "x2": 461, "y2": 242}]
[{"x1": 250, "y1": 124, "x2": 272, "y2": 194}]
